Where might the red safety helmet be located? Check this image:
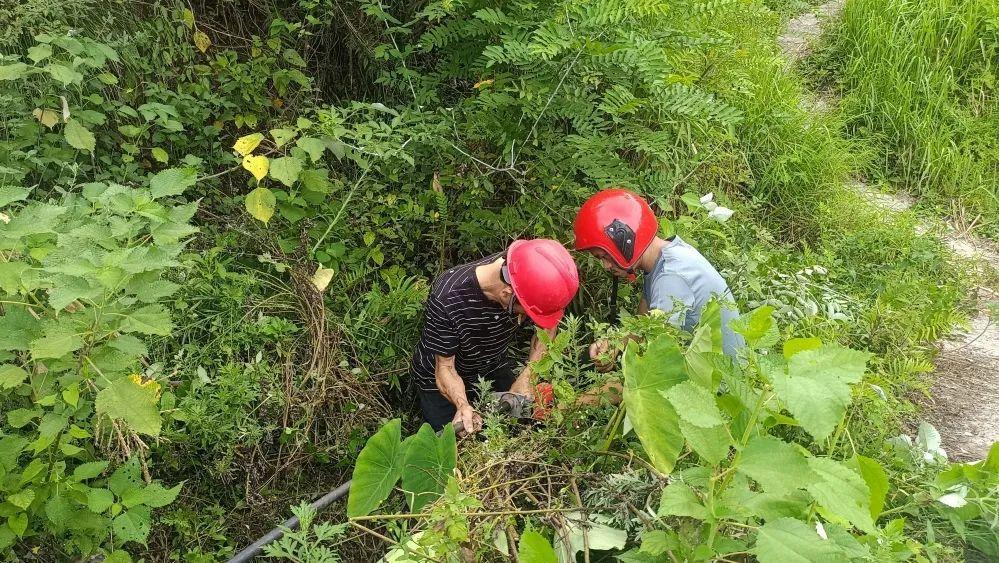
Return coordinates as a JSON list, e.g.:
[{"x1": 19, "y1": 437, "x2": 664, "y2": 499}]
[
  {"x1": 503, "y1": 239, "x2": 579, "y2": 329},
  {"x1": 573, "y1": 188, "x2": 658, "y2": 270}
]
